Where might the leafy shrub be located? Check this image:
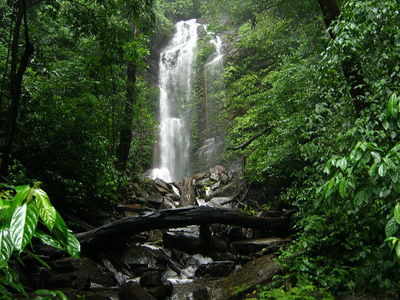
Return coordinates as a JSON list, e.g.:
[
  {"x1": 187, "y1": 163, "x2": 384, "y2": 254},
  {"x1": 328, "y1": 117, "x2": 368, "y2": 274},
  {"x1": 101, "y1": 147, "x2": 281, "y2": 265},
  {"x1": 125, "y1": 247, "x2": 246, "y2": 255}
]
[
  {"x1": 257, "y1": 282, "x2": 334, "y2": 300},
  {"x1": 0, "y1": 183, "x2": 80, "y2": 298}
]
